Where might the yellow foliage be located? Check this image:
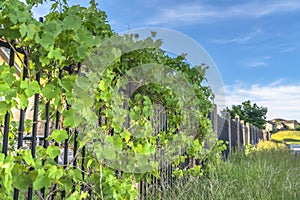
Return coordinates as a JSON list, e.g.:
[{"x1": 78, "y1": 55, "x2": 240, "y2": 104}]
[{"x1": 256, "y1": 140, "x2": 287, "y2": 151}]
